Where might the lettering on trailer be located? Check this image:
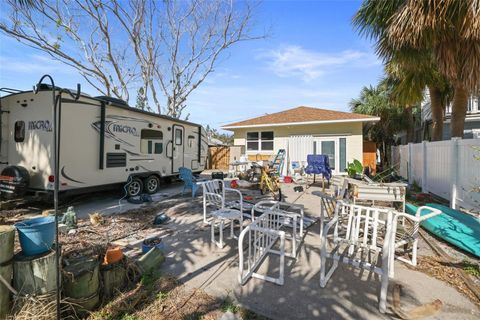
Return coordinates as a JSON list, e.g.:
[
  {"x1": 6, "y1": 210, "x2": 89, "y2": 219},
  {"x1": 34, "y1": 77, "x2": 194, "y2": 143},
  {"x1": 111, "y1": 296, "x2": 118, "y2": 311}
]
[
  {"x1": 112, "y1": 124, "x2": 138, "y2": 136},
  {"x1": 28, "y1": 120, "x2": 52, "y2": 132},
  {"x1": 91, "y1": 120, "x2": 135, "y2": 147}
]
